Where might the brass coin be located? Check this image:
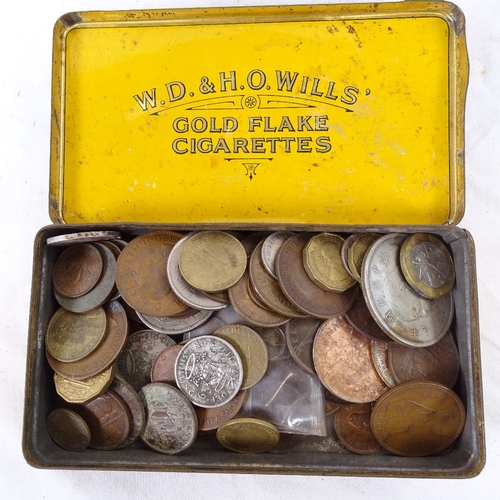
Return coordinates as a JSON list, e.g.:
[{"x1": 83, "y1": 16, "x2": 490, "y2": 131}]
[
  {"x1": 116, "y1": 230, "x2": 189, "y2": 317},
  {"x1": 228, "y1": 270, "x2": 290, "y2": 327},
  {"x1": 196, "y1": 390, "x2": 247, "y2": 431},
  {"x1": 285, "y1": 317, "x2": 322, "y2": 375},
  {"x1": 388, "y1": 331, "x2": 460, "y2": 388},
  {"x1": 312, "y1": 316, "x2": 387, "y2": 403},
  {"x1": 46, "y1": 408, "x2": 91, "y2": 451},
  {"x1": 370, "y1": 381, "x2": 466, "y2": 457},
  {"x1": 179, "y1": 231, "x2": 247, "y2": 292},
  {"x1": 276, "y1": 233, "x2": 357, "y2": 319},
  {"x1": 53, "y1": 243, "x2": 117, "y2": 313},
  {"x1": 139, "y1": 382, "x2": 198, "y2": 455},
  {"x1": 45, "y1": 307, "x2": 107, "y2": 363},
  {"x1": 334, "y1": 404, "x2": 382, "y2": 454},
  {"x1": 303, "y1": 233, "x2": 356, "y2": 292},
  {"x1": 46, "y1": 300, "x2": 128, "y2": 380},
  {"x1": 249, "y1": 240, "x2": 306, "y2": 318},
  {"x1": 214, "y1": 324, "x2": 269, "y2": 390},
  {"x1": 344, "y1": 288, "x2": 391, "y2": 342},
  {"x1": 216, "y1": 417, "x2": 280, "y2": 453},
  {"x1": 54, "y1": 365, "x2": 115, "y2": 404},
  {"x1": 52, "y1": 243, "x2": 103, "y2": 298},
  {"x1": 347, "y1": 233, "x2": 380, "y2": 283},
  {"x1": 400, "y1": 233, "x2": 456, "y2": 299},
  {"x1": 77, "y1": 388, "x2": 131, "y2": 450}
]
